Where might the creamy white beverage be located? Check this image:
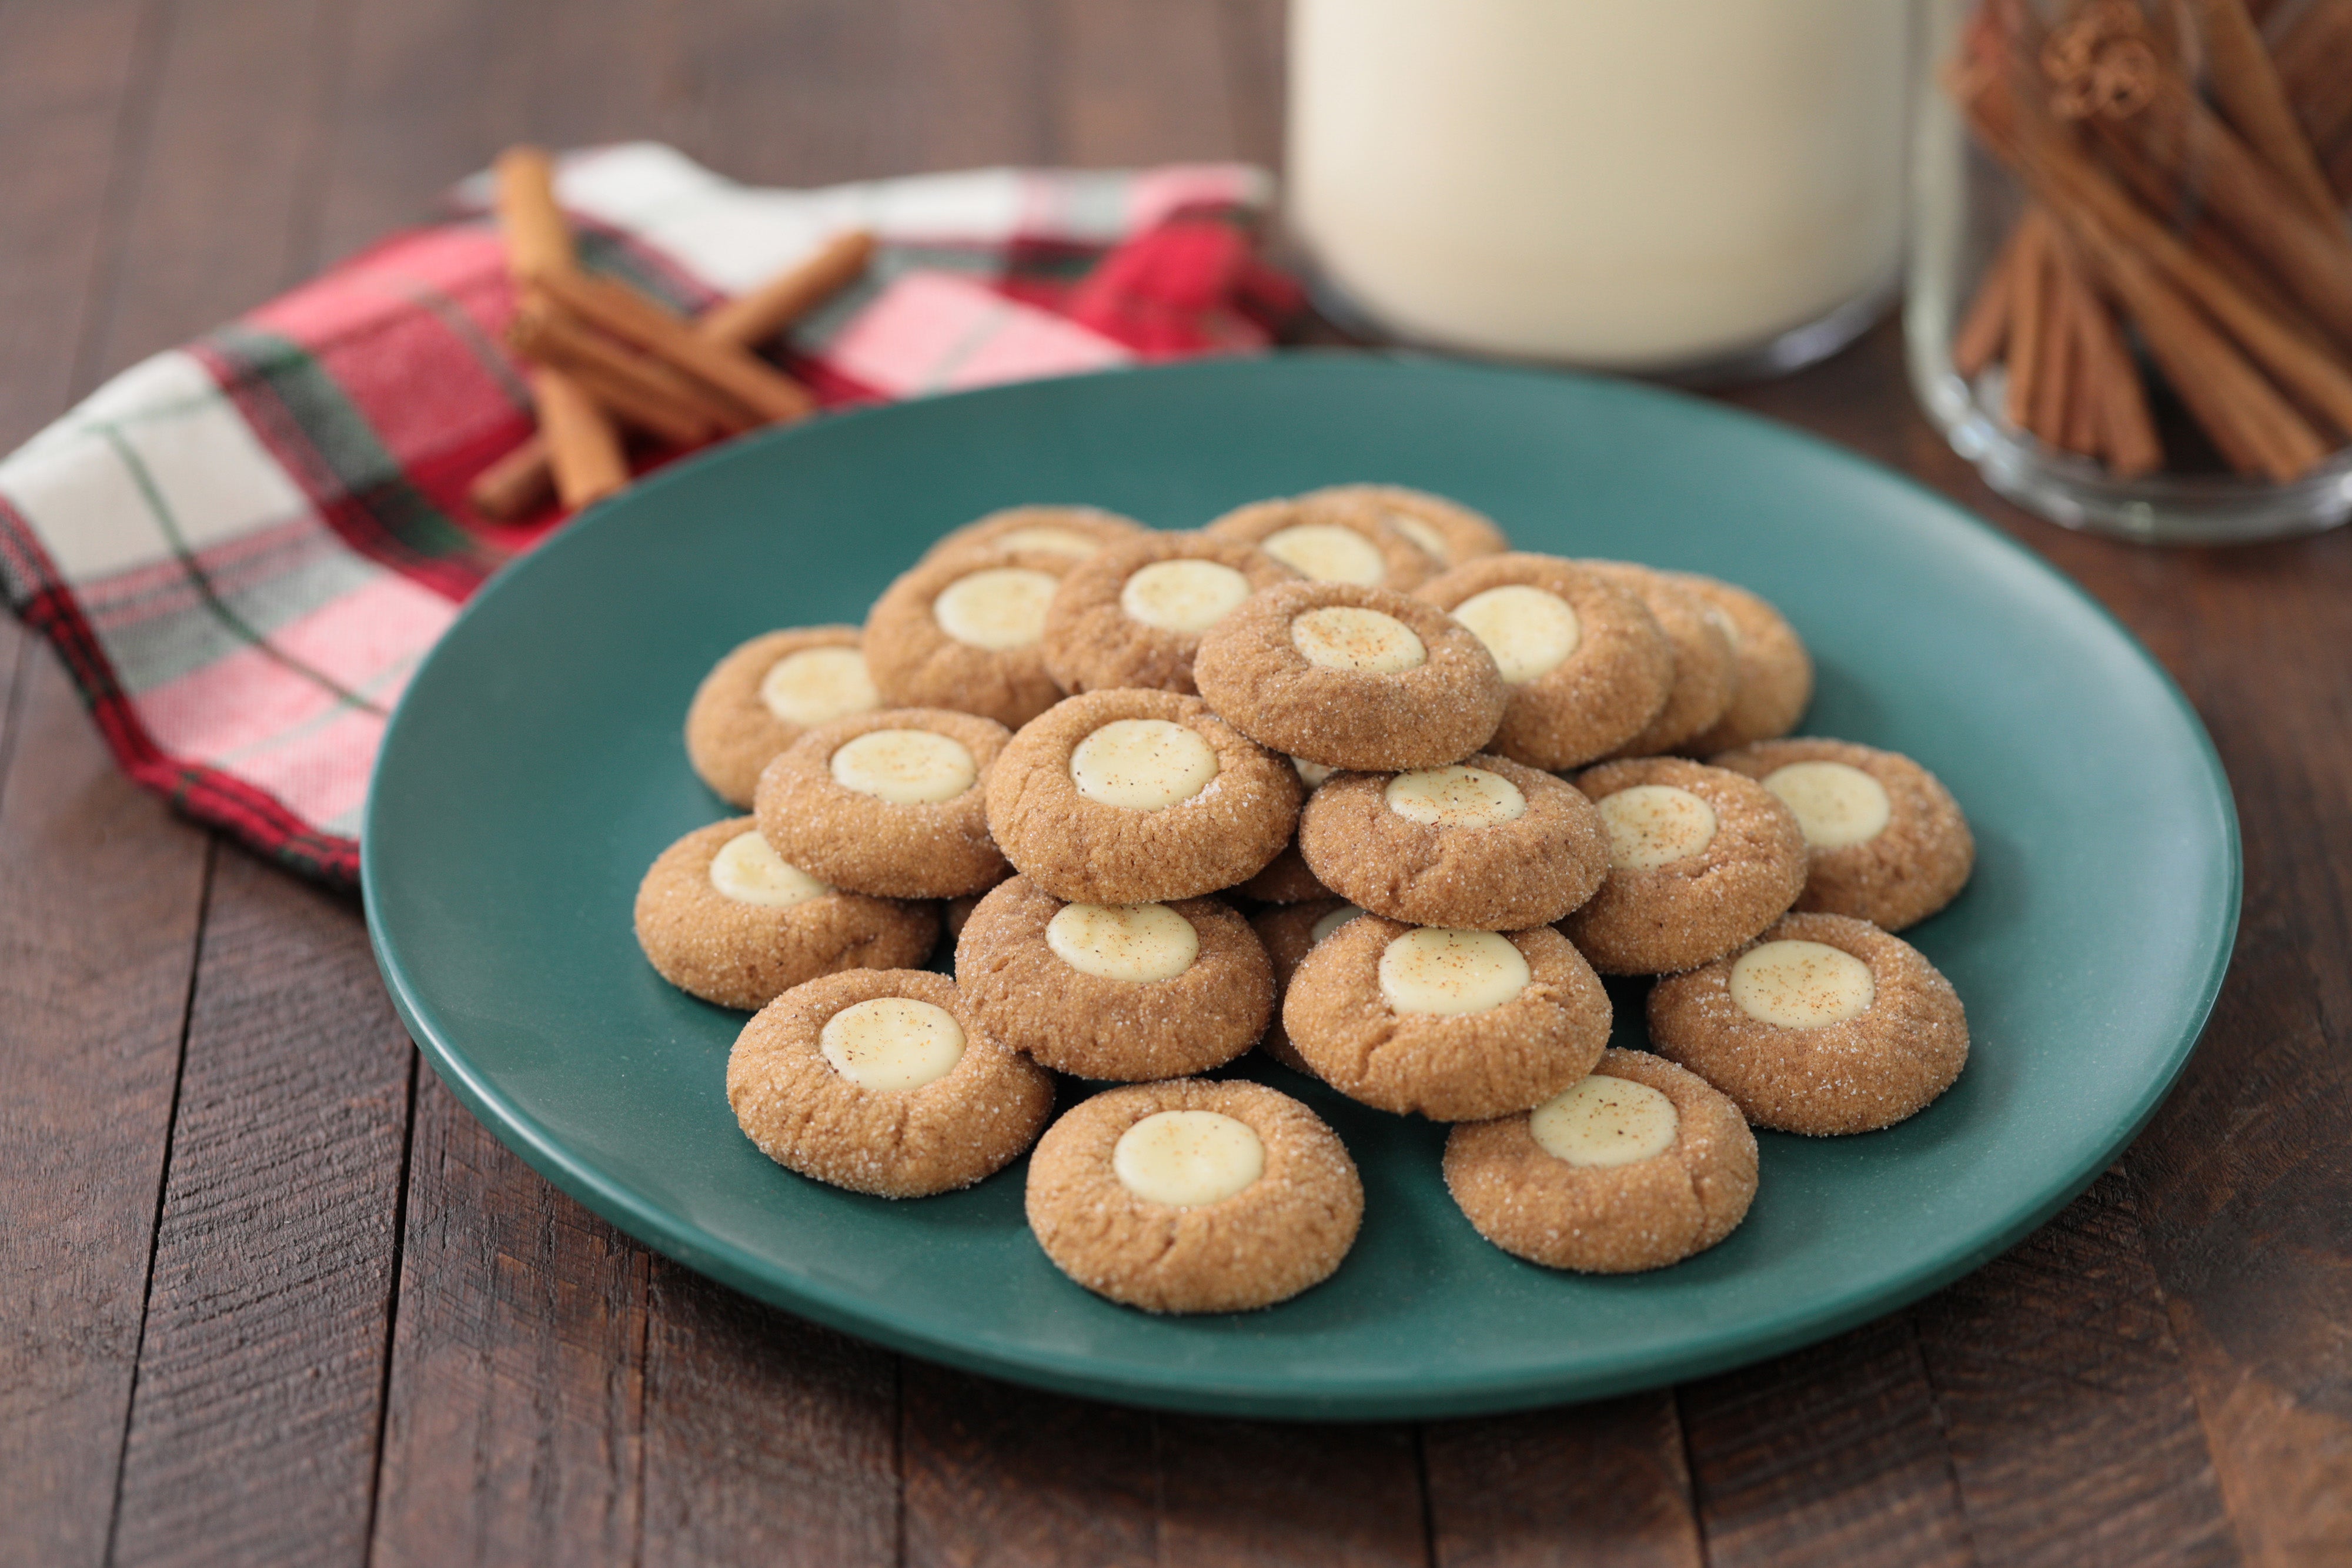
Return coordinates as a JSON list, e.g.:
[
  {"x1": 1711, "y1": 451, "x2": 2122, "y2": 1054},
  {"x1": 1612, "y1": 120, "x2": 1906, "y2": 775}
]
[{"x1": 1287, "y1": 0, "x2": 1909, "y2": 370}]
